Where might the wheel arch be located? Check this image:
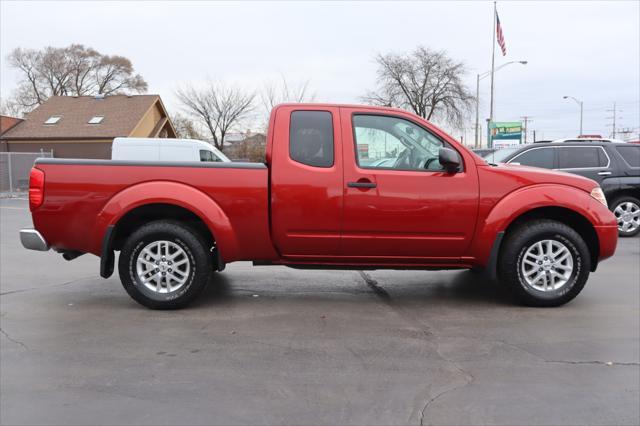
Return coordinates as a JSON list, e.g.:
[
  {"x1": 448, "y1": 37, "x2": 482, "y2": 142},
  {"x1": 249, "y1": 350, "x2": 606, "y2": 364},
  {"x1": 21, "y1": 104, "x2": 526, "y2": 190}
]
[
  {"x1": 473, "y1": 185, "x2": 601, "y2": 273},
  {"x1": 501, "y1": 206, "x2": 599, "y2": 270},
  {"x1": 94, "y1": 181, "x2": 240, "y2": 267}
]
